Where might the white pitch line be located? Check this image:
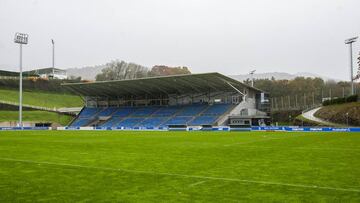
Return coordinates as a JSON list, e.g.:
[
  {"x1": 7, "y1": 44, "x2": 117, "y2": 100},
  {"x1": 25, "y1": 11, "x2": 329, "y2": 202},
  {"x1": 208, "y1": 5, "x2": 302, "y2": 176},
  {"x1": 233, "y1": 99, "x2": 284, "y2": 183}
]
[
  {"x1": 224, "y1": 136, "x2": 291, "y2": 147},
  {"x1": 189, "y1": 180, "x2": 207, "y2": 187},
  {"x1": 0, "y1": 157, "x2": 359, "y2": 193}
]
